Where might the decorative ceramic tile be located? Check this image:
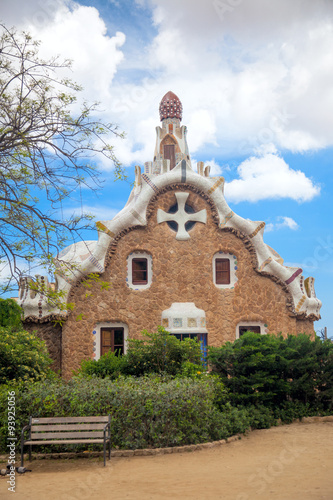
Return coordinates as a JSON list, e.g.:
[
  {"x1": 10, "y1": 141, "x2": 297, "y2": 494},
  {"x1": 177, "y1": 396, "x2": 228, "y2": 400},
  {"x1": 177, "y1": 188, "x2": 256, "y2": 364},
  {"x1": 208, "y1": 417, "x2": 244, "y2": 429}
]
[
  {"x1": 173, "y1": 318, "x2": 182, "y2": 328},
  {"x1": 200, "y1": 317, "x2": 206, "y2": 327},
  {"x1": 188, "y1": 318, "x2": 197, "y2": 328},
  {"x1": 162, "y1": 318, "x2": 169, "y2": 327}
]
